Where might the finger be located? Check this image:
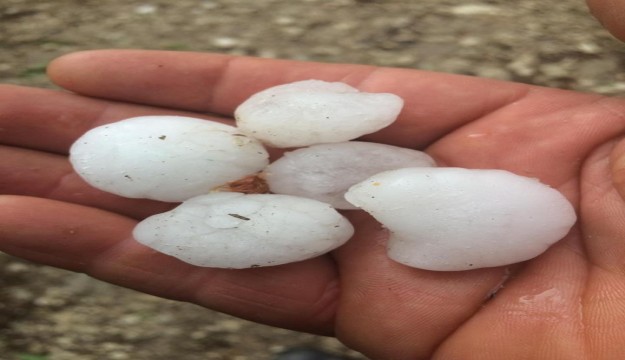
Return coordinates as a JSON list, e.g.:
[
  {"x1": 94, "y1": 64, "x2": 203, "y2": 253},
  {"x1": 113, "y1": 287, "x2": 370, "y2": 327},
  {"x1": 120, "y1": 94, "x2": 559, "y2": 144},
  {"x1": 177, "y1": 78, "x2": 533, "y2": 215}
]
[
  {"x1": 0, "y1": 145, "x2": 172, "y2": 219},
  {"x1": 0, "y1": 85, "x2": 232, "y2": 154},
  {"x1": 332, "y1": 212, "x2": 510, "y2": 359},
  {"x1": 0, "y1": 195, "x2": 339, "y2": 334},
  {"x1": 586, "y1": 0, "x2": 625, "y2": 42},
  {"x1": 48, "y1": 50, "x2": 530, "y2": 148}
]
